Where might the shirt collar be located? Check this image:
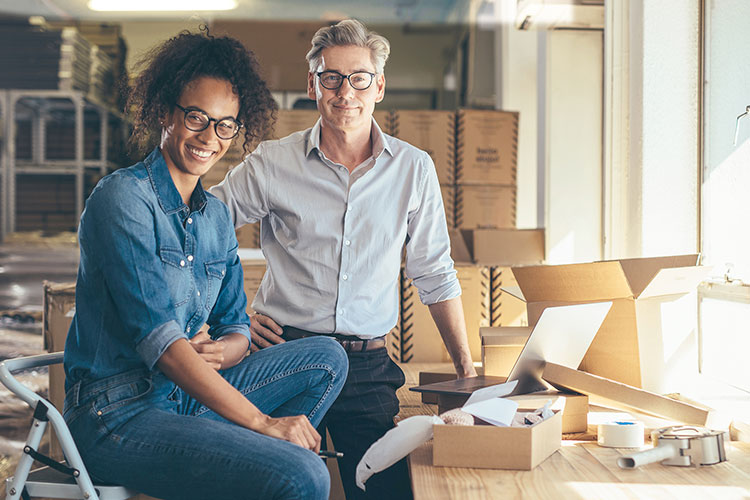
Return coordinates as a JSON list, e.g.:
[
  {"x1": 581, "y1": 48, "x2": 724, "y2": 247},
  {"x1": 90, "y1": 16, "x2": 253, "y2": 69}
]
[
  {"x1": 144, "y1": 147, "x2": 207, "y2": 215},
  {"x1": 306, "y1": 116, "x2": 394, "y2": 159}
]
